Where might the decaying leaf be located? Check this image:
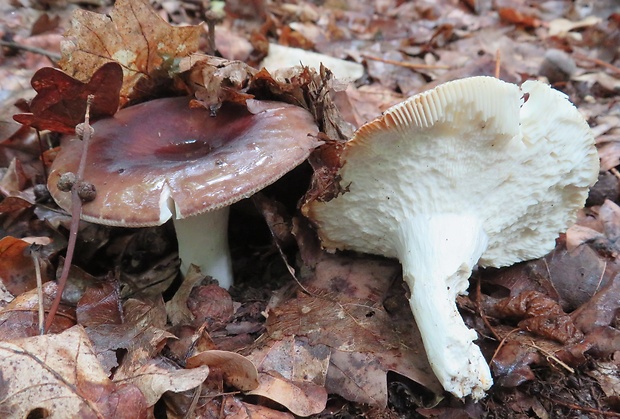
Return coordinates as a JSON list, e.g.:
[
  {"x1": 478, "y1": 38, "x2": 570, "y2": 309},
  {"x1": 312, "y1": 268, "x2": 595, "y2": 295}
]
[
  {"x1": 165, "y1": 264, "x2": 204, "y2": 326},
  {"x1": 0, "y1": 281, "x2": 74, "y2": 339},
  {"x1": 247, "y1": 371, "x2": 328, "y2": 417},
  {"x1": 86, "y1": 299, "x2": 174, "y2": 376},
  {"x1": 220, "y1": 396, "x2": 294, "y2": 419},
  {"x1": 0, "y1": 236, "x2": 42, "y2": 295},
  {"x1": 254, "y1": 233, "x2": 441, "y2": 407},
  {"x1": 186, "y1": 350, "x2": 259, "y2": 391},
  {"x1": 245, "y1": 336, "x2": 330, "y2": 415},
  {"x1": 59, "y1": 0, "x2": 202, "y2": 103},
  {"x1": 13, "y1": 62, "x2": 123, "y2": 134},
  {"x1": 0, "y1": 325, "x2": 148, "y2": 418},
  {"x1": 116, "y1": 358, "x2": 210, "y2": 407}
]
